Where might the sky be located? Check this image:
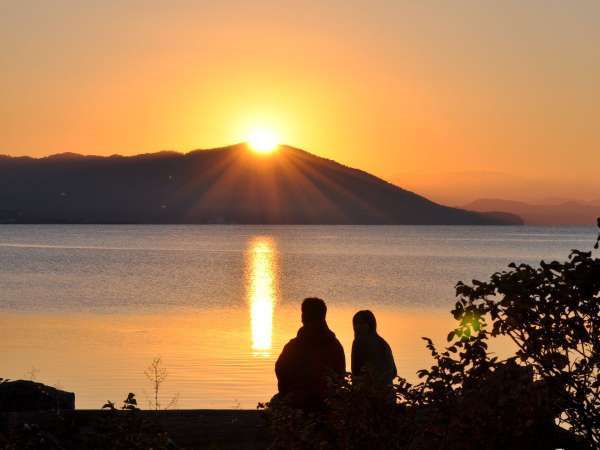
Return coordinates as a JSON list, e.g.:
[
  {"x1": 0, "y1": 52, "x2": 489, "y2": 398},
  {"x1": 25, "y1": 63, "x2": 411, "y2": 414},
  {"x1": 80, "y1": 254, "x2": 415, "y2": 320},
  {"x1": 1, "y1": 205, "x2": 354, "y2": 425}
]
[{"x1": 1, "y1": 0, "x2": 599, "y2": 204}]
